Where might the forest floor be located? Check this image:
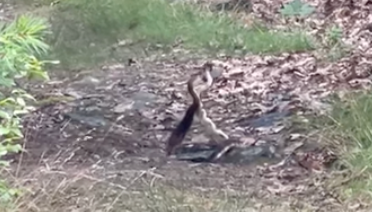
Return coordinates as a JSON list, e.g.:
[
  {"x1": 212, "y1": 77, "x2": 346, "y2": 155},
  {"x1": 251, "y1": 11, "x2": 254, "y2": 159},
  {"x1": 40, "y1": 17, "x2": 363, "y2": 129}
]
[{"x1": 2, "y1": 0, "x2": 372, "y2": 211}]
